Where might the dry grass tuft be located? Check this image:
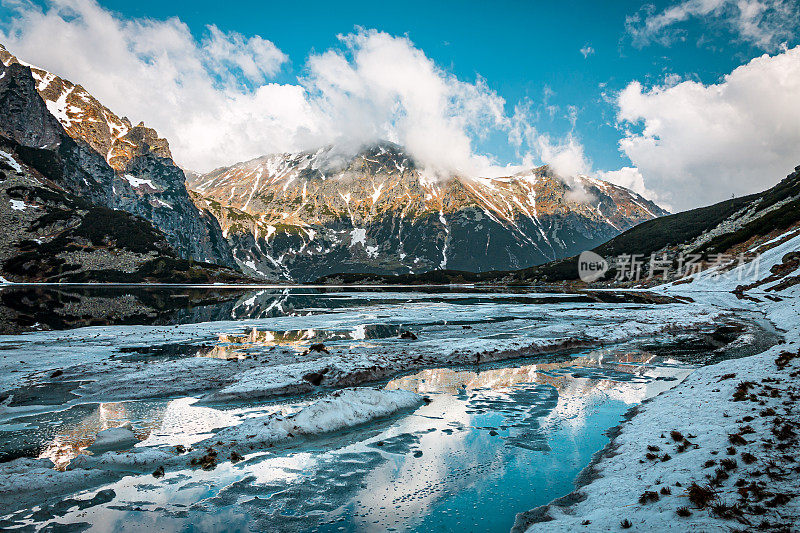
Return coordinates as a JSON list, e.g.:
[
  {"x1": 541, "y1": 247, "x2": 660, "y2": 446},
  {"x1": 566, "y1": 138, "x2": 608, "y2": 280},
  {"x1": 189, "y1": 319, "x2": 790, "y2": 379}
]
[
  {"x1": 688, "y1": 482, "x2": 717, "y2": 508},
  {"x1": 639, "y1": 490, "x2": 660, "y2": 504}
]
